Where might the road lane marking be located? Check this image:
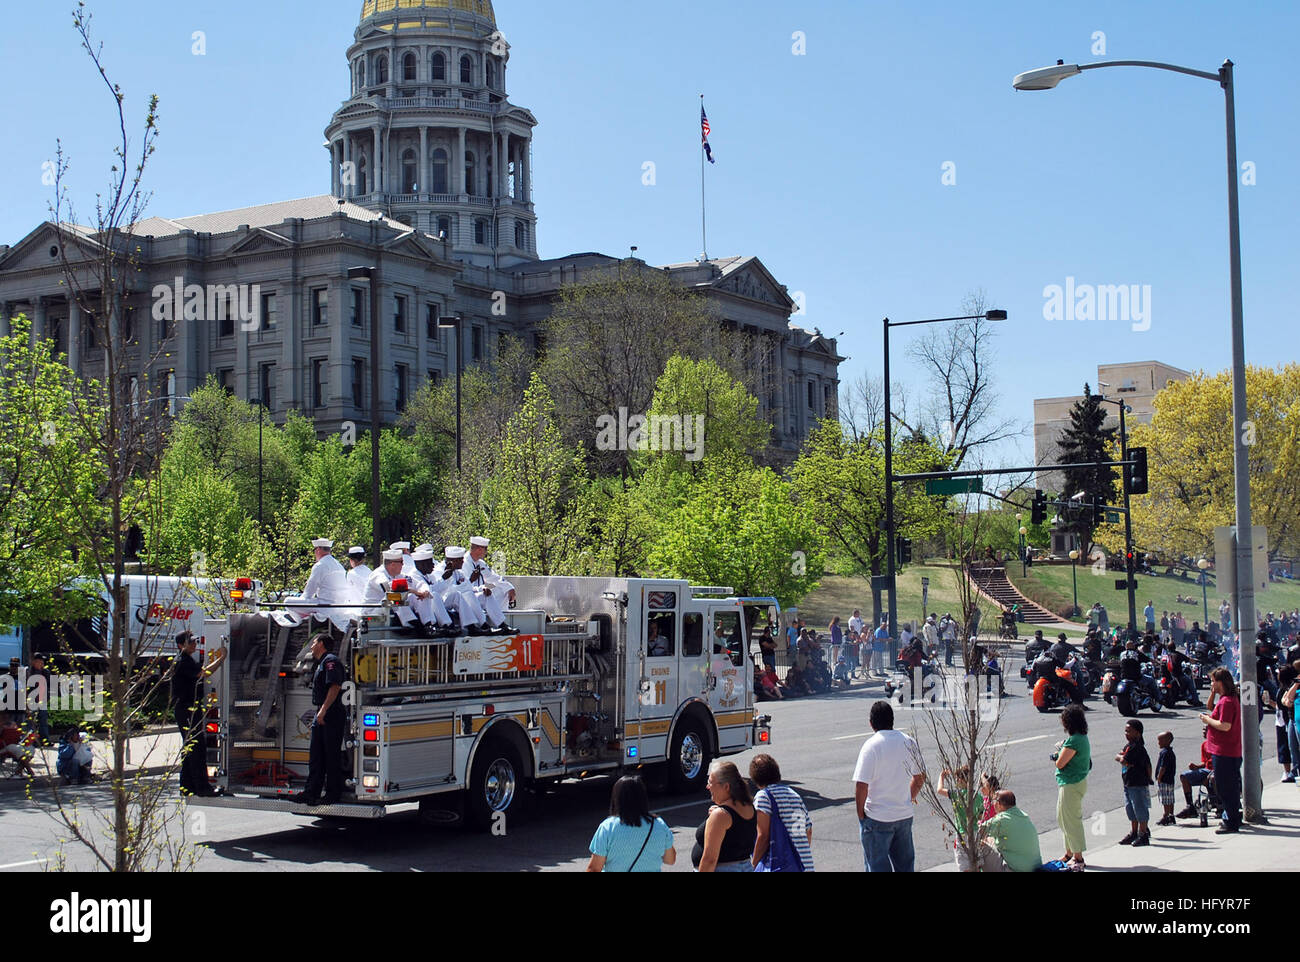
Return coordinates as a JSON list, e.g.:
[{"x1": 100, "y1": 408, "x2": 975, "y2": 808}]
[
  {"x1": 990, "y1": 734, "x2": 1055, "y2": 749},
  {"x1": 831, "y1": 731, "x2": 874, "y2": 741},
  {"x1": 655, "y1": 798, "x2": 713, "y2": 813},
  {"x1": 0, "y1": 859, "x2": 47, "y2": 870}
]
